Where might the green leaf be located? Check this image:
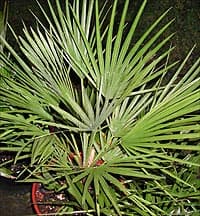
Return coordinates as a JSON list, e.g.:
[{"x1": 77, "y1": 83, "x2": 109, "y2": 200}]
[
  {"x1": 108, "y1": 167, "x2": 162, "y2": 180},
  {"x1": 99, "y1": 176, "x2": 122, "y2": 215}
]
